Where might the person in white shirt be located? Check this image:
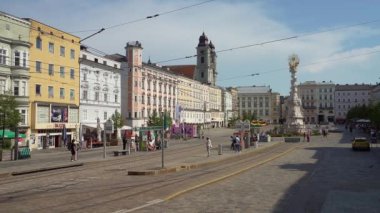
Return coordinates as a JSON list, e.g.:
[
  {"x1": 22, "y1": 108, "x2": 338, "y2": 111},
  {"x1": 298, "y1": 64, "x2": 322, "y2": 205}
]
[{"x1": 206, "y1": 137, "x2": 213, "y2": 157}]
